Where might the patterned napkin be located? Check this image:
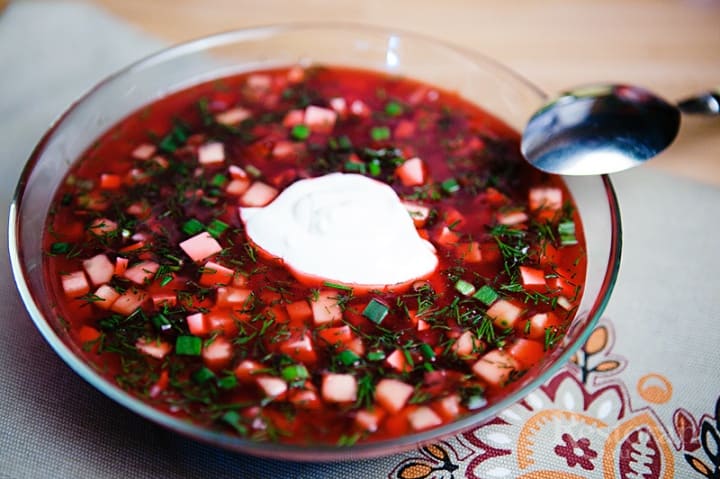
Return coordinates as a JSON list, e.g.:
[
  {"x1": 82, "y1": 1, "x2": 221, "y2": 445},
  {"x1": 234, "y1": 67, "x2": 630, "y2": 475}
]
[{"x1": 2, "y1": 2, "x2": 718, "y2": 478}]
